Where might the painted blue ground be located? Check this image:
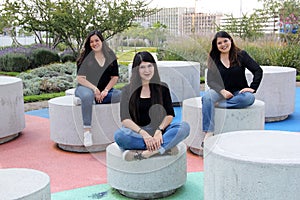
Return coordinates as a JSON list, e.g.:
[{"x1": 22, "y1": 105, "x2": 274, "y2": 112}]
[{"x1": 26, "y1": 87, "x2": 300, "y2": 132}]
